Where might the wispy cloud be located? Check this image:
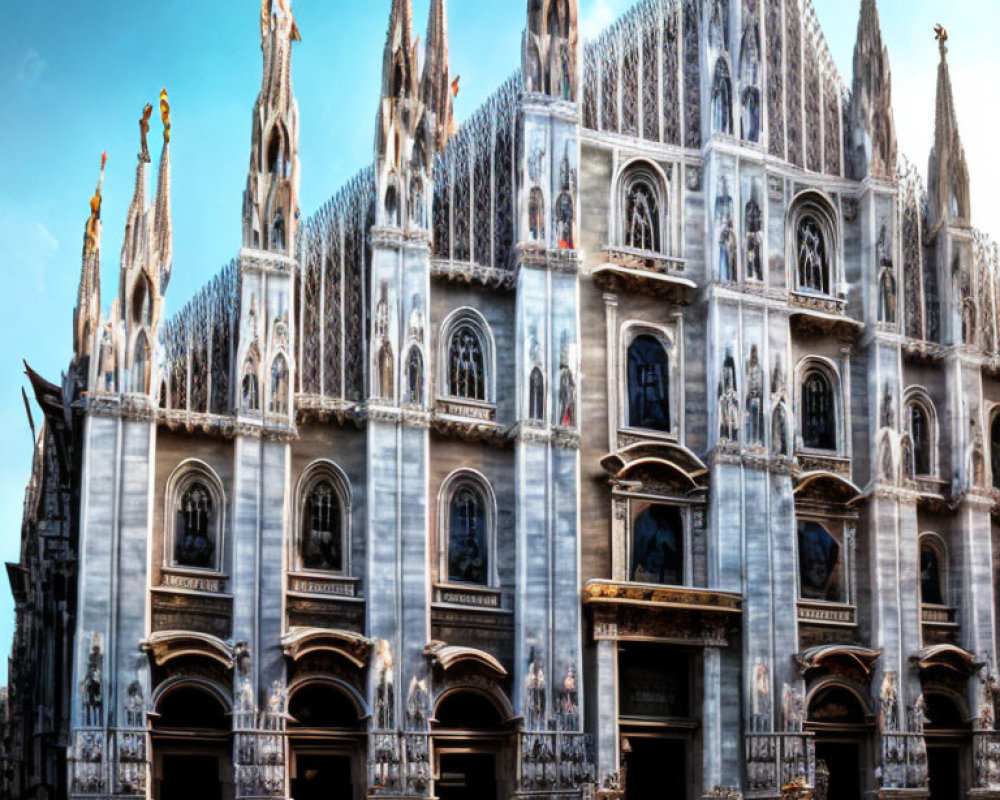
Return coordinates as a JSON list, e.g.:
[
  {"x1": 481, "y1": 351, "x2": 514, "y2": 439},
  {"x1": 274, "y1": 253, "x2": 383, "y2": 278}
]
[
  {"x1": 580, "y1": 0, "x2": 630, "y2": 40},
  {"x1": 15, "y1": 48, "x2": 48, "y2": 89}
]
